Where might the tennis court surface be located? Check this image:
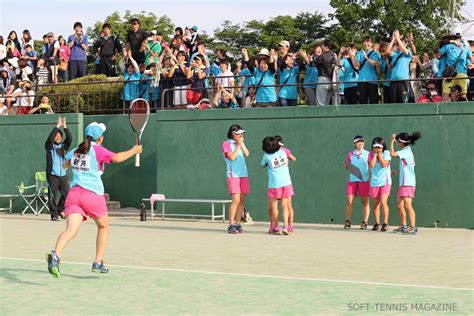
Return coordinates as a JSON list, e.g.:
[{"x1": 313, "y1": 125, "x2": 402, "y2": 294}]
[{"x1": 1, "y1": 214, "x2": 473, "y2": 315}]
